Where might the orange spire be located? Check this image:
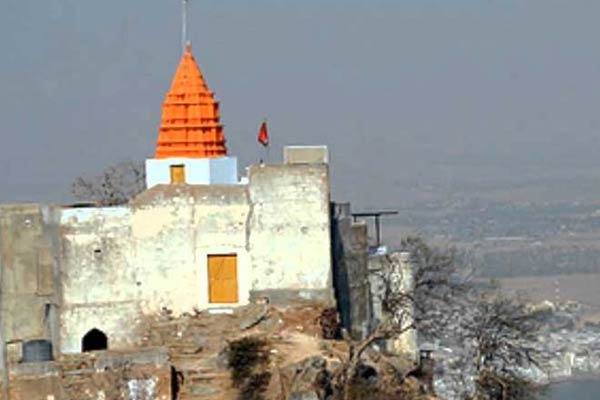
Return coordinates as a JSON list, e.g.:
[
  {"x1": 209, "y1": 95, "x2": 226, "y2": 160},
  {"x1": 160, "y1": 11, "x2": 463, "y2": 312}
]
[{"x1": 155, "y1": 43, "x2": 227, "y2": 159}]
